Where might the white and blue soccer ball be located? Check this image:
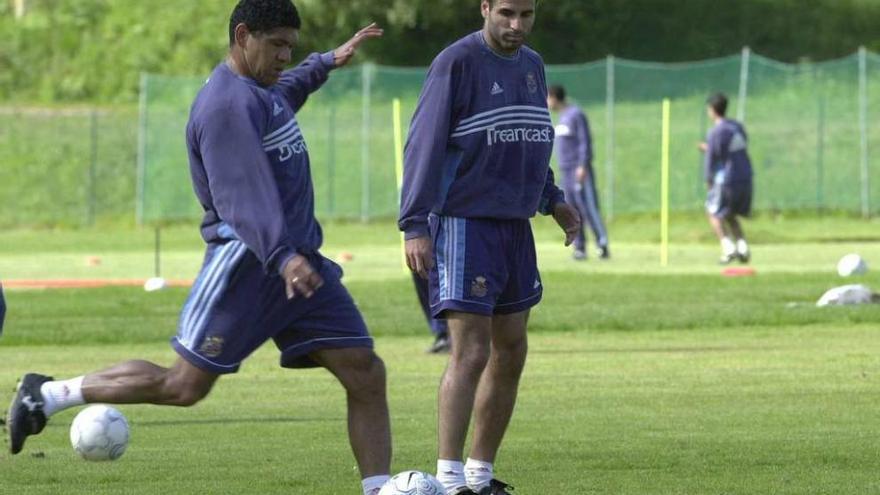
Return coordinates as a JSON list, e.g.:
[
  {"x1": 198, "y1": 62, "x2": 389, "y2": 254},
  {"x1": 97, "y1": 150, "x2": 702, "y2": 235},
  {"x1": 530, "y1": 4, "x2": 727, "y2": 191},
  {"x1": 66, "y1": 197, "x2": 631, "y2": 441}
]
[
  {"x1": 69, "y1": 405, "x2": 130, "y2": 461},
  {"x1": 837, "y1": 253, "x2": 868, "y2": 277},
  {"x1": 379, "y1": 471, "x2": 445, "y2": 495}
]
